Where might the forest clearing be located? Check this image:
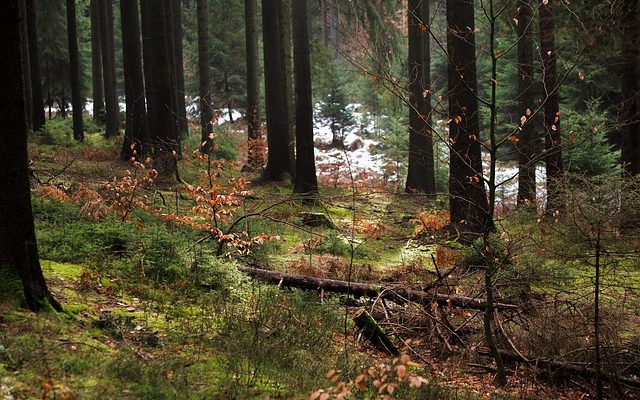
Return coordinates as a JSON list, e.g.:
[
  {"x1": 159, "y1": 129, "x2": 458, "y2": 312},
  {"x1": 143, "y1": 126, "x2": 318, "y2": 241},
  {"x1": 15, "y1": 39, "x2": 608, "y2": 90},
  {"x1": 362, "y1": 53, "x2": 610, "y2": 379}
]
[{"x1": 2, "y1": 0, "x2": 640, "y2": 399}]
